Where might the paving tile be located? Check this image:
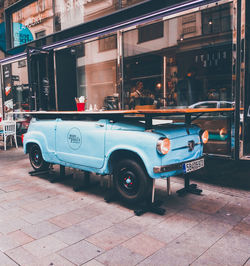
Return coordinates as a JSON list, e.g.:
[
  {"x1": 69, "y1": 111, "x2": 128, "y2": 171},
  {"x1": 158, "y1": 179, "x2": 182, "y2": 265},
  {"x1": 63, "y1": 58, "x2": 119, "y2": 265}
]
[
  {"x1": 211, "y1": 206, "x2": 245, "y2": 226},
  {"x1": 77, "y1": 214, "x2": 114, "y2": 235},
  {"x1": 59, "y1": 239, "x2": 103, "y2": 265},
  {"x1": 233, "y1": 222, "x2": 250, "y2": 237},
  {"x1": 46, "y1": 198, "x2": 90, "y2": 216},
  {"x1": 52, "y1": 223, "x2": 92, "y2": 245},
  {"x1": 188, "y1": 196, "x2": 227, "y2": 214},
  {"x1": 49, "y1": 211, "x2": 83, "y2": 228},
  {"x1": 145, "y1": 213, "x2": 199, "y2": 244},
  {"x1": 0, "y1": 251, "x2": 18, "y2": 266},
  {"x1": 83, "y1": 259, "x2": 104, "y2": 266},
  {"x1": 243, "y1": 214, "x2": 250, "y2": 225},
  {"x1": 96, "y1": 245, "x2": 144, "y2": 266},
  {"x1": 87, "y1": 219, "x2": 145, "y2": 251},
  {"x1": 112, "y1": 219, "x2": 145, "y2": 238},
  {"x1": 35, "y1": 253, "x2": 75, "y2": 266},
  {"x1": 8, "y1": 230, "x2": 34, "y2": 245},
  {"x1": 177, "y1": 208, "x2": 210, "y2": 222},
  {"x1": 191, "y1": 240, "x2": 250, "y2": 266},
  {"x1": 94, "y1": 206, "x2": 134, "y2": 224},
  {"x1": 0, "y1": 207, "x2": 30, "y2": 221},
  {"x1": 21, "y1": 221, "x2": 61, "y2": 239},
  {"x1": 126, "y1": 211, "x2": 169, "y2": 230},
  {"x1": 218, "y1": 230, "x2": 250, "y2": 254},
  {"x1": 182, "y1": 217, "x2": 233, "y2": 247},
  {"x1": 5, "y1": 246, "x2": 39, "y2": 265},
  {"x1": 121, "y1": 233, "x2": 165, "y2": 257},
  {"x1": 21, "y1": 209, "x2": 56, "y2": 224},
  {"x1": 244, "y1": 258, "x2": 250, "y2": 266},
  {"x1": 138, "y1": 242, "x2": 200, "y2": 266},
  {"x1": 0, "y1": 235, "x2": 20, "y2": 252},
  {"x1": 23, "y1": 235, "x2": 68, "y2": 258},
  {"x1": 86, "y1": 226, "x2": 130, "y2": 251},
  {"x1": 0, "y1": 218, "x2": 31, "y2": 234}
]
